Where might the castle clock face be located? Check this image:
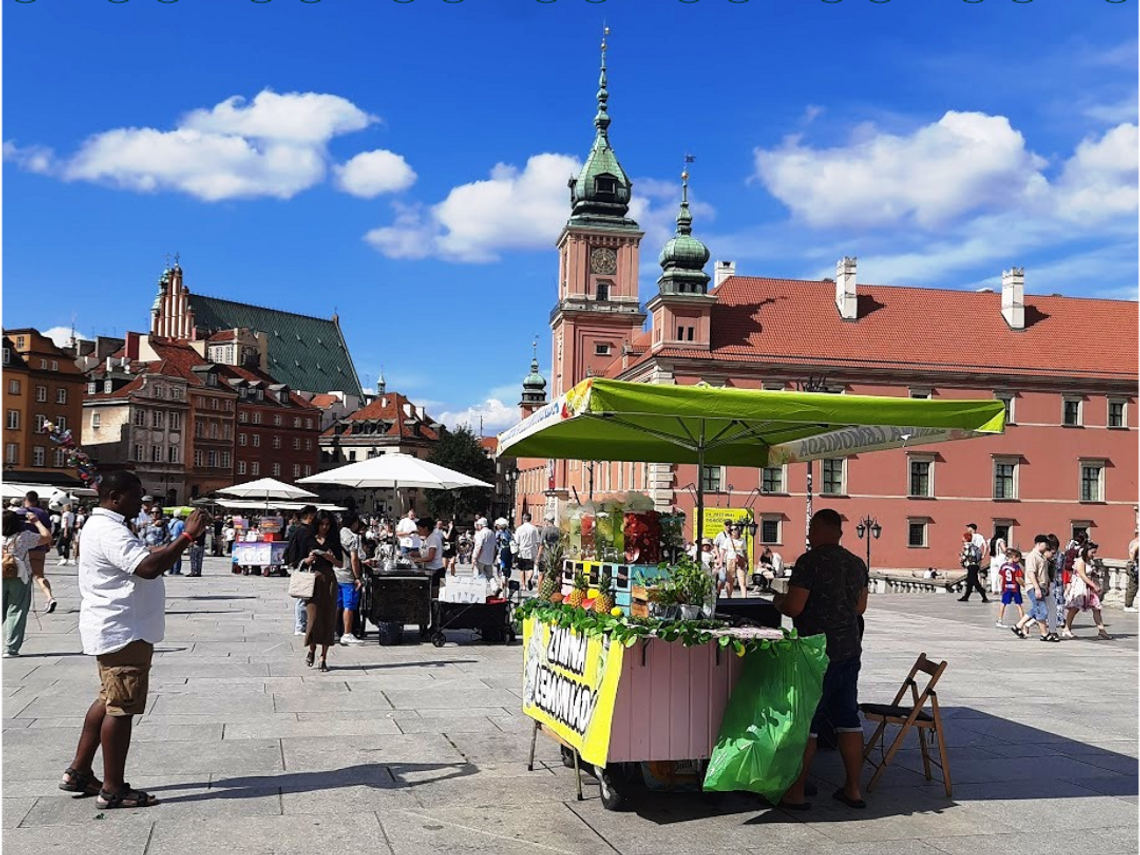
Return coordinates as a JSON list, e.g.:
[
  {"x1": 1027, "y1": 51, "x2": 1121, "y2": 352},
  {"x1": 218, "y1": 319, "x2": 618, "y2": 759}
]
[{"x1": 590, "y1": 247, "x2": 618, "y2": 275}]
